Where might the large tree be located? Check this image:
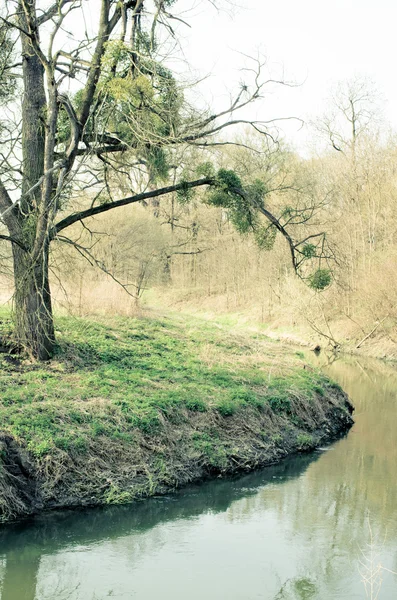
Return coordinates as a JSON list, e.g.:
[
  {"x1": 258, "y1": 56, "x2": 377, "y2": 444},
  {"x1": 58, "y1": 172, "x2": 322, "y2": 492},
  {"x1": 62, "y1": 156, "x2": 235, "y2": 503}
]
[{"x1": 0, "y1": 0, "x2": 331, "y2": 359}]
